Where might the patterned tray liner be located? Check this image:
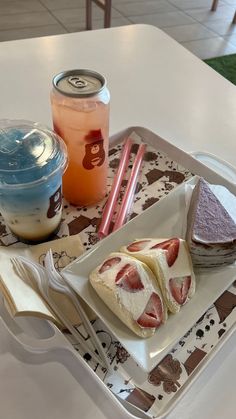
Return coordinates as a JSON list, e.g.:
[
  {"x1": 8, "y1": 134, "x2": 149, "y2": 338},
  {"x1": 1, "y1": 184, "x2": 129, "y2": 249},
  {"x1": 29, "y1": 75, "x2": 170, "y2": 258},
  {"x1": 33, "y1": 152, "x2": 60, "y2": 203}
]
[
  {"x1": 0, "y1": 132, "x2": 191, "y2": 251},
  {"x1": 1, "y1": 130, "x2": 235, "y2": 418}
]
